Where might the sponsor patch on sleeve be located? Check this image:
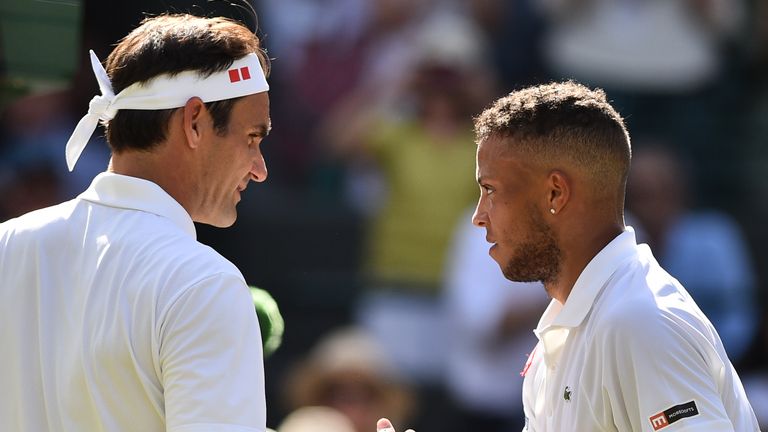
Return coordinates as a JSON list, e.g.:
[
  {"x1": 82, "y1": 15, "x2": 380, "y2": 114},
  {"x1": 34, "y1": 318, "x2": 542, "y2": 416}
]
[{"x1": 649, "y1": 400, "x2": 699, "y2": 430}]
